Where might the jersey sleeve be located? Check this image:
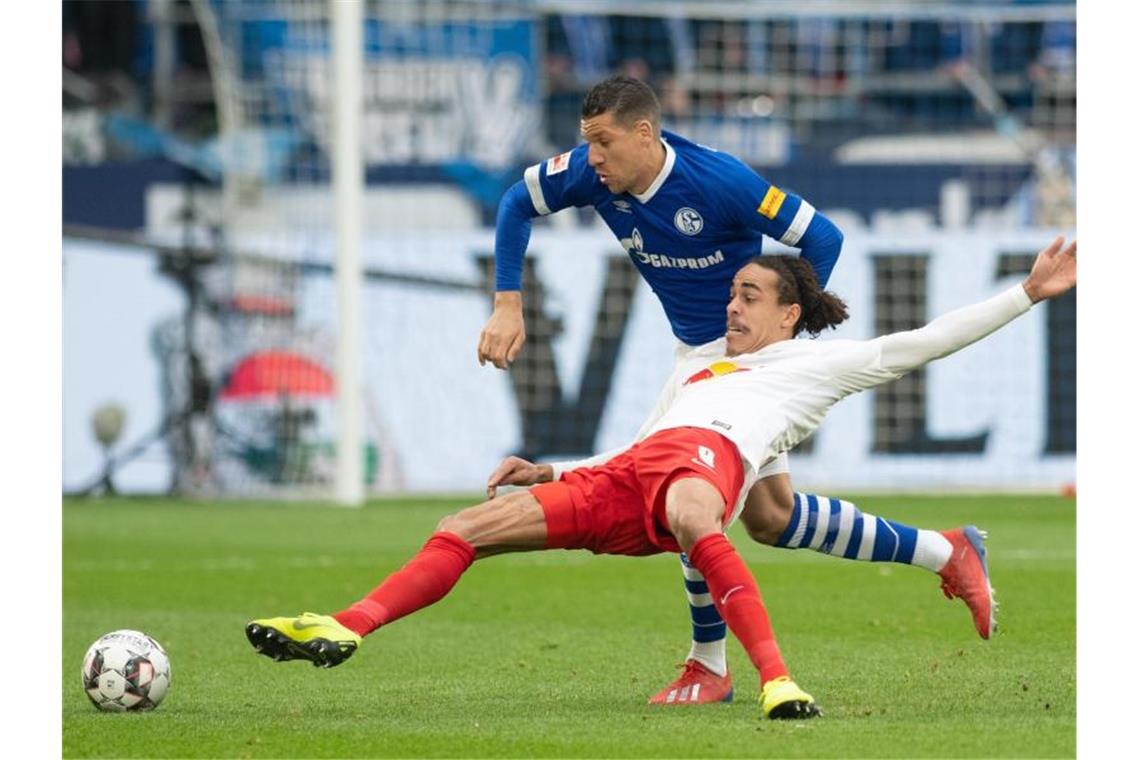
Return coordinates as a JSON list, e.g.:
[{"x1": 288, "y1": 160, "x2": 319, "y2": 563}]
[
  {"x1": 493, "y1": 181, "x2": 536, "y2": 291},
  {"x1": 494, "y1": 144, "x2": 598, "y2": 291},
  {"x1": 548, "y1": 442, "x2": 631, "y2": 481},
  {"x1": 821, "y1": 284, "x2": 1035, "y2": 400},
  {"x1": 632, "y1": 365, "x2": 682, "y2": 440},
  {"x1": 722, "y1": 162, "x2": 844, "y2": 286},
  {"x1": 522, "y1": 144, "x2": 597, "y2": 217},
  {"x1": 873, "y1": 284, "x2": 1033, "y2": 376},
  {"x1": 548, "y1": 362, "x2": 682, "y2": 479}
]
